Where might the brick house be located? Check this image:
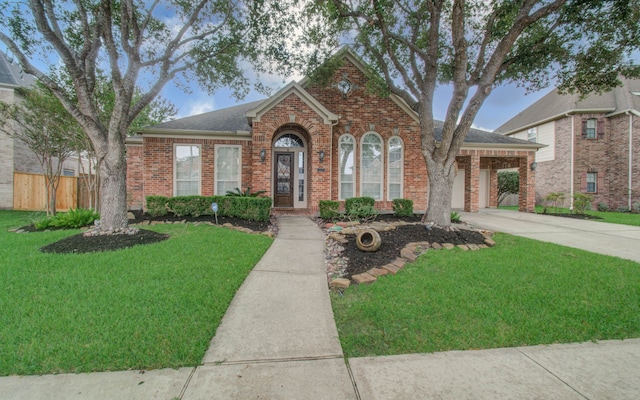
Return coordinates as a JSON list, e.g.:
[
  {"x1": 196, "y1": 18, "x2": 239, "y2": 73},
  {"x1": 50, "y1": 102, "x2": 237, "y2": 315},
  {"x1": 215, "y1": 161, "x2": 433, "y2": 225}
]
[
  {"x1": 496, "y1": 78, "x2": 640, "y2": 211},
  {"x1": 127, "y1": 49, "x2": 541, "y2": 215}
]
